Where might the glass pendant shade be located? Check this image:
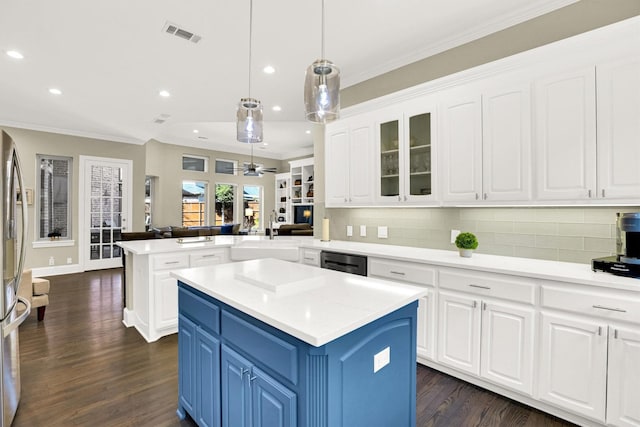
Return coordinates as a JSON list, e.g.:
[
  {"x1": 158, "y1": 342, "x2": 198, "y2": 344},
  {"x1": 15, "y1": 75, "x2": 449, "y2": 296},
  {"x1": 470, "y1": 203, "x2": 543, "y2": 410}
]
[
  {"x1": 236, "y1": 97, "x2": 263, "y2": 143},
  {"x1": 304, "y1": 59, "x2": 340, "y2": 123}
]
